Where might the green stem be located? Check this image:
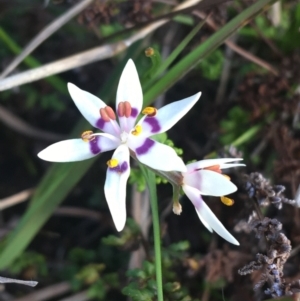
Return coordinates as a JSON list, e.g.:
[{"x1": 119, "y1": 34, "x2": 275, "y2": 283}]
[{"x1": 140, "y1": 165, "x2": 164, "y2": 301}]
